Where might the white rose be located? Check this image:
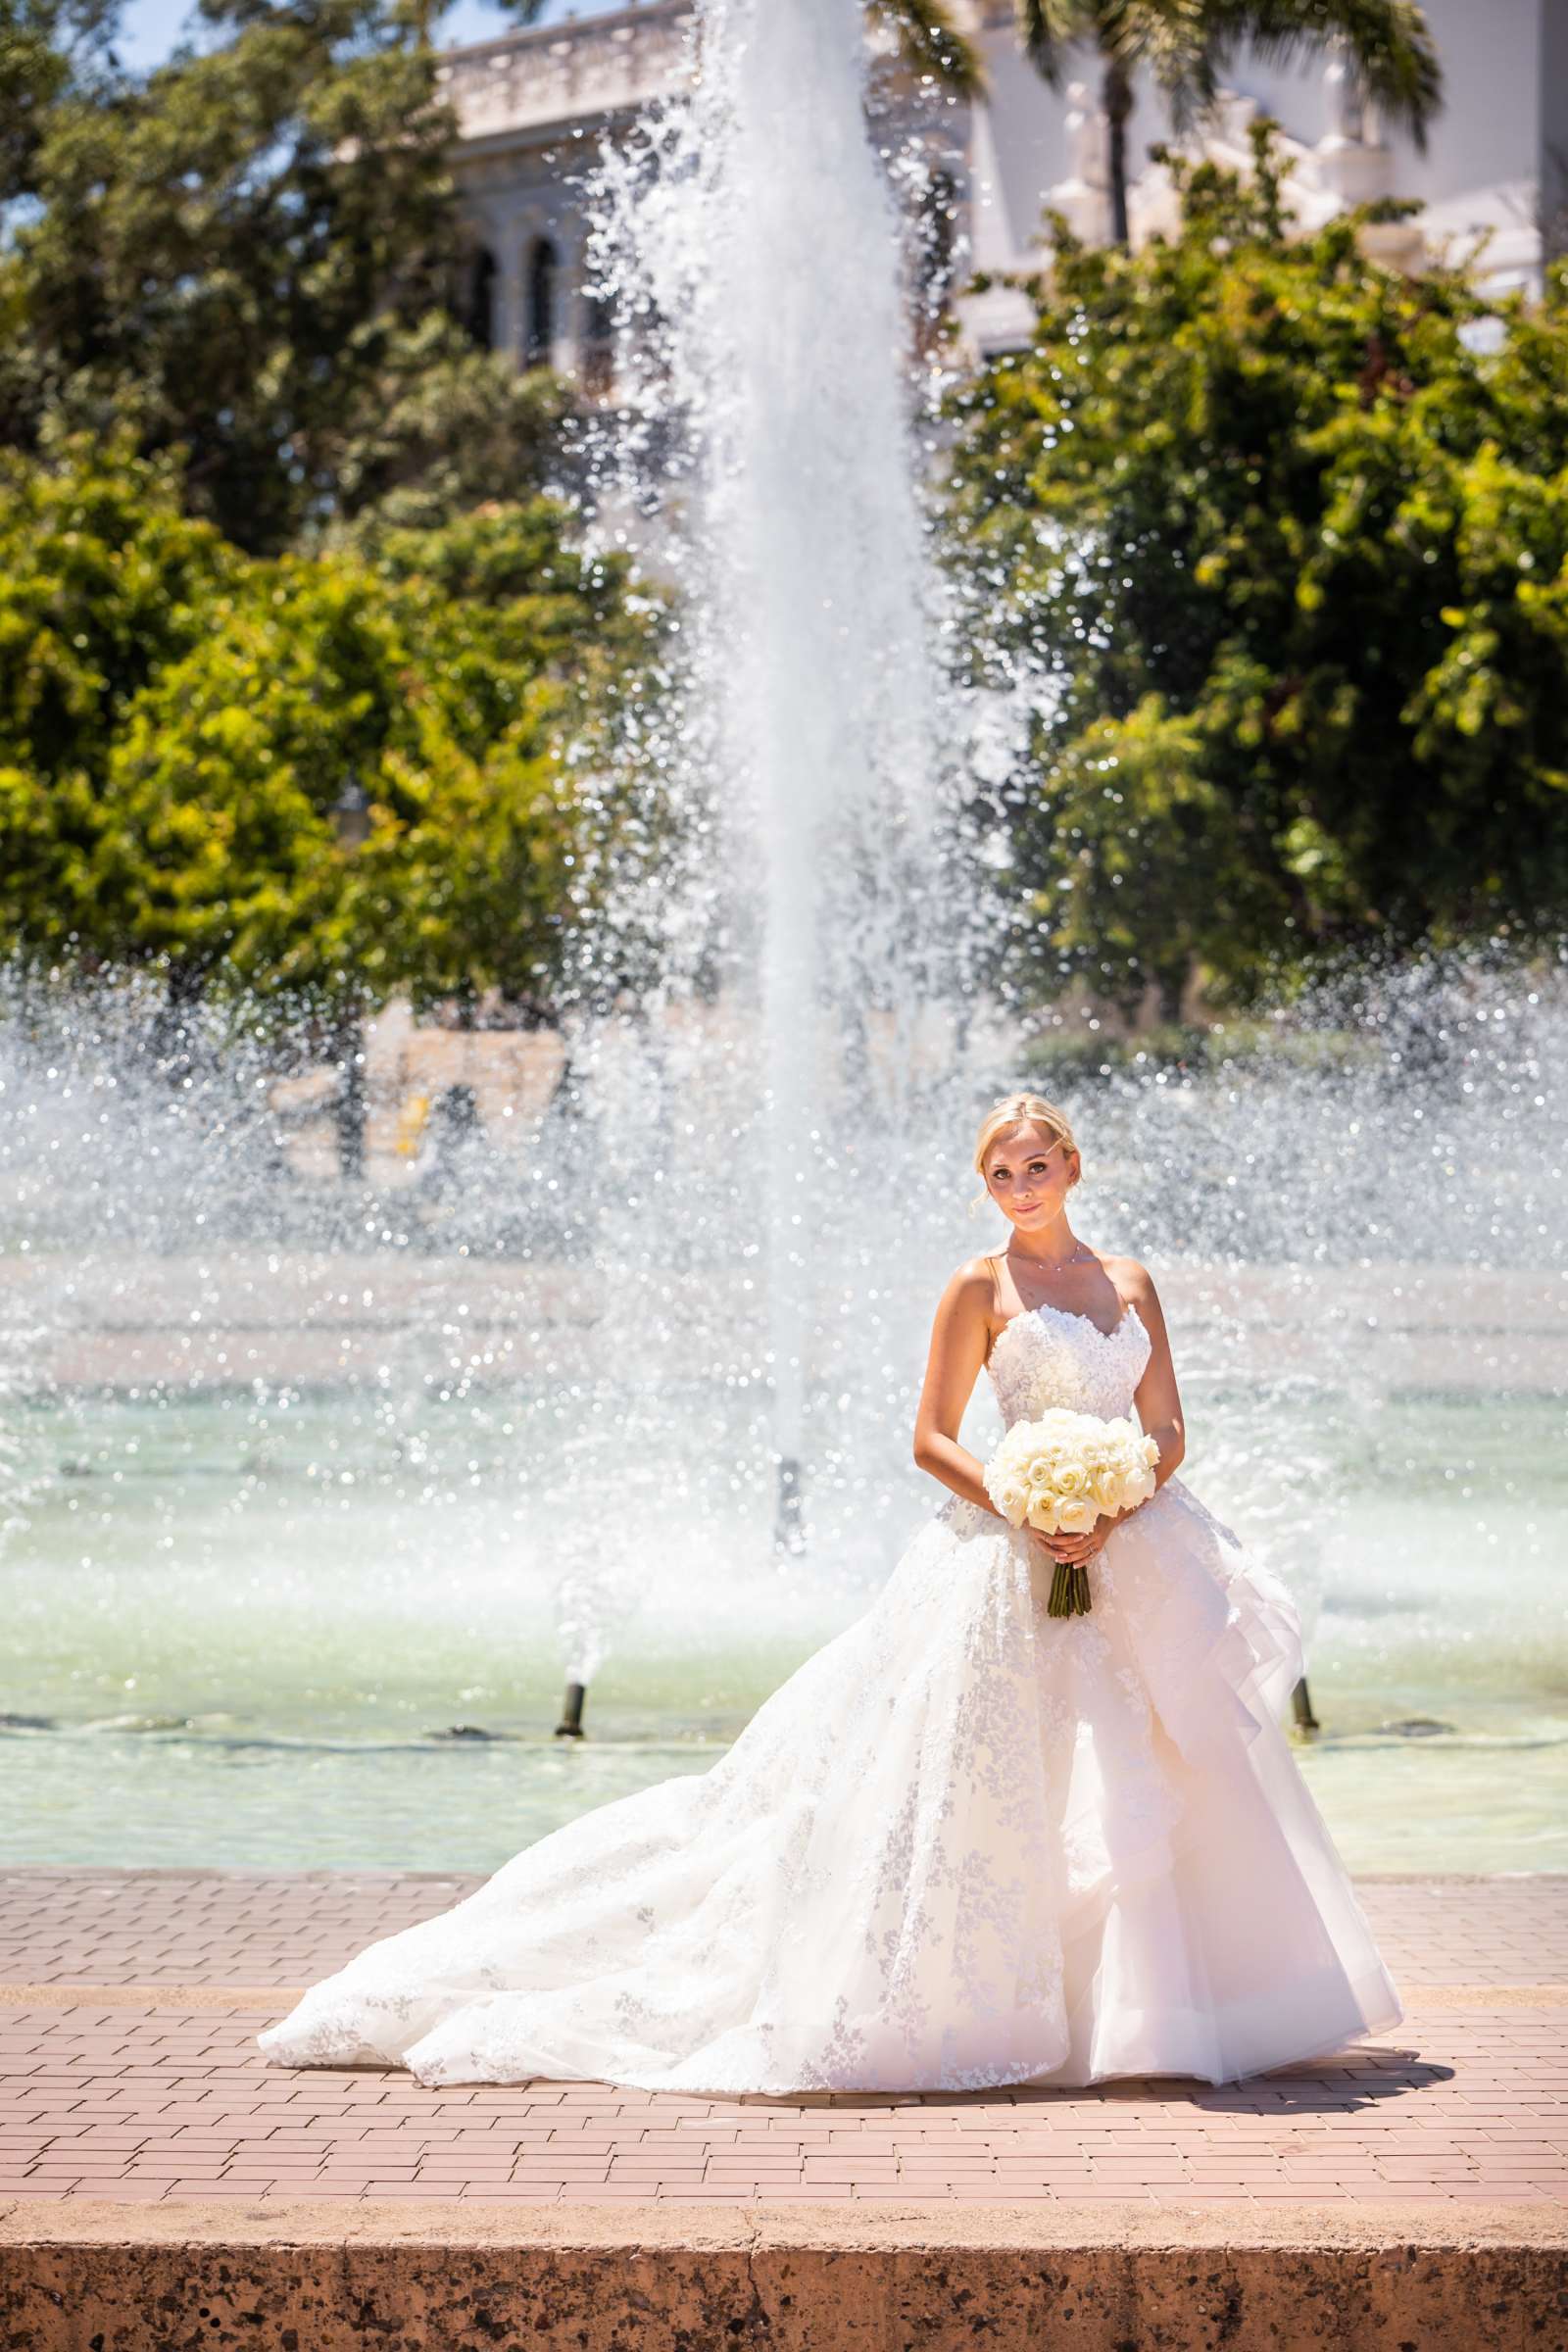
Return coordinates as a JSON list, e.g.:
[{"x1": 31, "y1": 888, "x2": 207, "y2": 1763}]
[{"x1": 1055, "y1": 1495, "x2": 1101, "y2": 1534}]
